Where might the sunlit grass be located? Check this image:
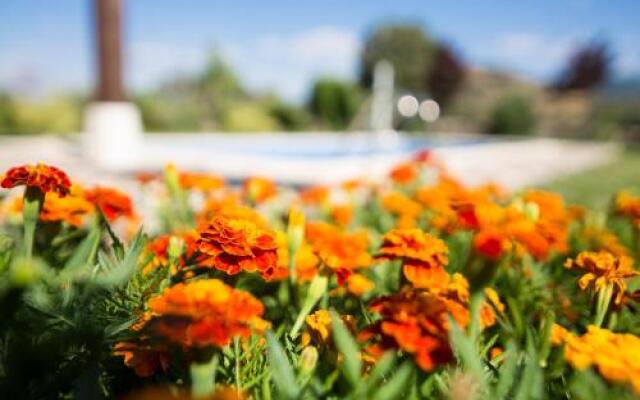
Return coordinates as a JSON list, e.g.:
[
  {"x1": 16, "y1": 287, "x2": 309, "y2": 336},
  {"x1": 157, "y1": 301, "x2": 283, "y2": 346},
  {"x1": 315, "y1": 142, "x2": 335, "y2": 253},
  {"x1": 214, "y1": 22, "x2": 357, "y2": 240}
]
[{"x1": 543, "y1": 149, "x2": 640, "y2": 209}]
